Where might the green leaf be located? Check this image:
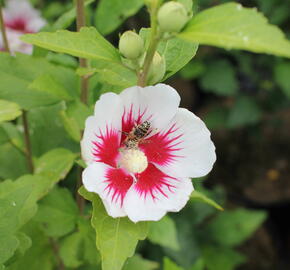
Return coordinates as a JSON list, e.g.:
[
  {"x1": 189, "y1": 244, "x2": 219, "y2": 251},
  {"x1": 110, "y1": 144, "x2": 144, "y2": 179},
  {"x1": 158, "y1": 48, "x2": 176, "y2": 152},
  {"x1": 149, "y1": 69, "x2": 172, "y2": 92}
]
[
  {"x1": 164, "y1": 214, "x2": 201, "y2": 268},
  {"x1": 60, "y1": 110, "x2": 81, "y2": 142},
  {"x1": 177, "y1": 0, "x2": 193, "y2": 14},
  {"x1": 227, "y1": 96, "x2": 262, "y2": 128},
  {"x1": 79, "y1": 187, "x2": 149, "y2": 270},
  {"x1": 179, "y1": 3, "x2": 290, "y2": 58},
  {"x1": 95, "y1": 0, "x2": 144, "y2": 35},
  {"x1": 205, "y1": 208, "x2": 267, "y2": 247},
  {"x1": 76, "y1": 67, "x2": 99, "y2": 77},
  {"x1": 148, "y1": 216, "x2": 179, "y2": 250},
  {"x1": 6, "y1": 221, "x2": 55, "y2": 270},
  {"x1": 46, "y1": 52, "x2": 78, "y2": 68},
  {"x1": 158, "y1": 38, "x2": 198, "y2": 80},
  {"x1": 96, "y1": 81, "x2": 127, "y2": 97},
  {"x1": 0, "y1": 235, "x2": 18, "y2": 266},
  {"x1": 0, "y1": 126, "x2": 7, "y2": 145},
  {"x1": 22, "y1": 27, "x2": 137, "y2": 88},
  {"x1": 76, "y1": 158, "x2": 87, "y2": 169},
  {"x1": 179, "y1": 61, "x2": 205, "y2": 80},
  {"x1": 202, "y1": 245, "x2": 245, "y2": 270},
  {"x1": 0, "y1": 100, "x2": 22, "y2": 123},
  {"x1": 274, "y1": 62, "x2": 290, "y2": 98},
  {"x1": 190, "y1": 258, "x2": 205, "y2": 270},
  {"x1": 0, "y1": 175, "x2": 54, "y2": 229},
  {"x1": 22, "y1": 27, "x2": 119, "y2": 62},
  {"x1": 60, "y1": 218, "x2": 100, "y2": 268},
  {"x1": 60, "y1": 232, "x2": 84, "y2": 267},
  {"x1": 123, "y1": 254, "x2": 159, "y2": 270},
  {"x1": 34, "y1": 186, "x2": 78, "y2": 237},
  {"x1": 29, "y1": 74, "x2": 73, "y2": 101},
  {"x1": 0, "y1": 124, "x2": 26, "y2": 176},
  {"x1": 66, "y1": 101, "x2": 92, "y2": 130},
  {"x1": 140, "y1": 28, "x2": 198, "y2": 80},
  {"x1": 52, "y1": 0, "x2": 95, "y2": 30},
  {"x1": 0, "y1": 174, "x2": 58, "y2": 264},
  {"x1": 77, "y1": 64, "x2": 137, "y2": 88},
  {"x1": 35, "y1": 148, "x2": 77, "y2": 183},
  {"x1": 13, "y1": 232, "x2": 32, "y2": 258},
  {"x1": 0, "y1": 122, "x2": 25, "y2": 153},
  {"x1": 203, "y1": 107, "x2": 228, "y2": 130},
  {"x1": 163, "y1": 257, "x2": 184, "y2": 270},
  {"x1": 199, "y1": 60, "x2": 238, "y2": 96},
  {"x1": 0, "y1": 142, "x2": 27, "y2": 180},
  {"x1": 5, "y1": 232, "x2": 32, "y2": 265},
  {"x1": 29, "y1": 103, "x2": 79, "y2": 157},
  {"x1": 191, "y1": 191, "x2": 223, "y2": 211},
  {"x1": 42, "y1": 2, "x2": 69, "y2": 21},
  {"x1": 189, "y1": 185, "x2": 225, "y2": 227},
  {"x1": 0, "y1": 53, "x2": 78, "y2": 110}
]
